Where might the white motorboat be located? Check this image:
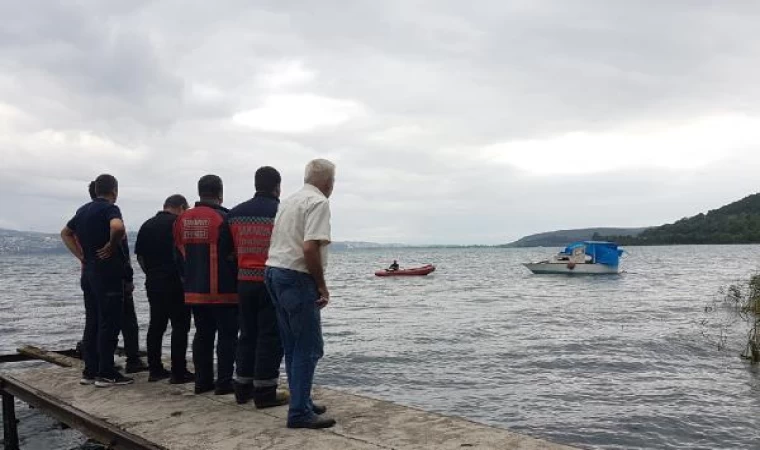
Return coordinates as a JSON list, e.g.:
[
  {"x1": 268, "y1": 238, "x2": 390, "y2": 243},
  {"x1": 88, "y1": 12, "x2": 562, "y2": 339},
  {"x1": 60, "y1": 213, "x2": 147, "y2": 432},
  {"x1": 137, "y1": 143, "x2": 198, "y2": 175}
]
[{"x1": 523, "y1": 241, "x2": 624, "y2": 275}]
